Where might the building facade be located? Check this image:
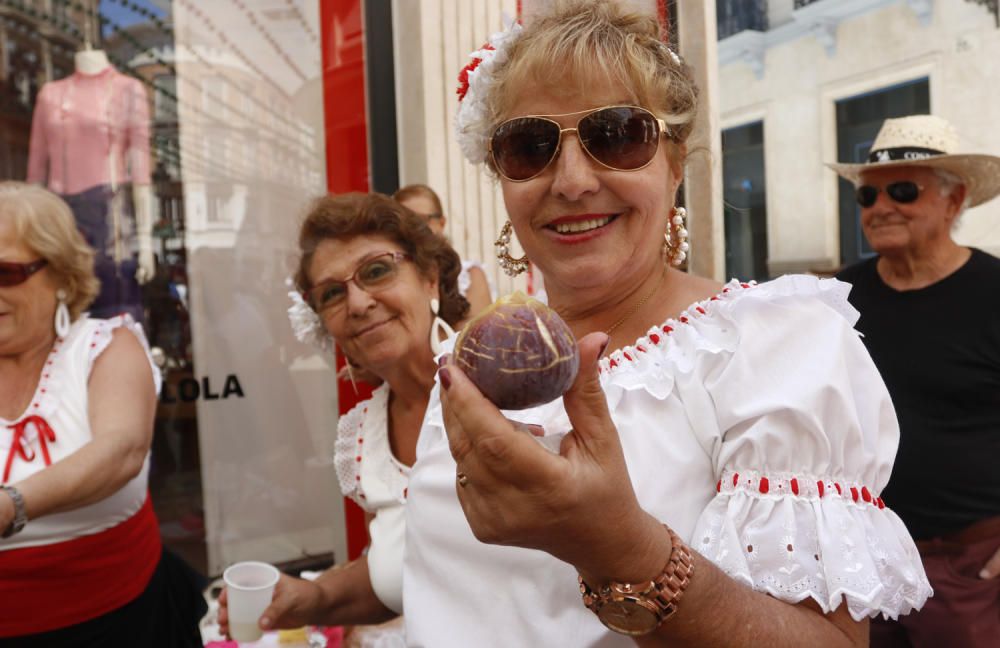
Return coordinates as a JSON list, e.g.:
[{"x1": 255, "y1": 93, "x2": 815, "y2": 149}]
[{"x1": 717, "y1": 0, "x2": 1000, "y2": 278}]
